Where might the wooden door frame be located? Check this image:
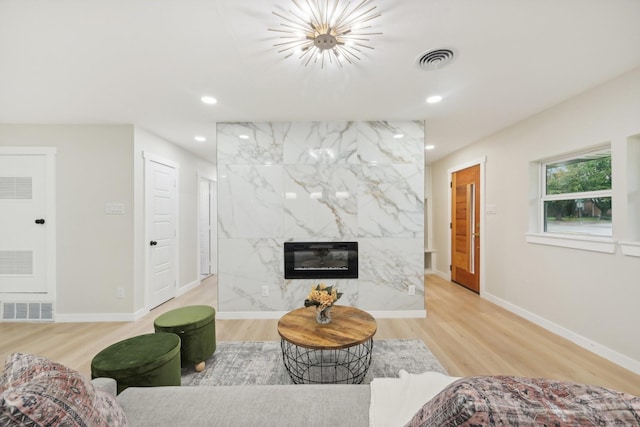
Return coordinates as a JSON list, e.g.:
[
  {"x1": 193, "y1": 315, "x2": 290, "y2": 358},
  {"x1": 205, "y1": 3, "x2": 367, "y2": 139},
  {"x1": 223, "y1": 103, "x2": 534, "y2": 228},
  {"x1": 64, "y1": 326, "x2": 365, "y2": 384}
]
[
  {"x1": 447, "y1": 156, "x2": 486, "y2": 294},
  {"x1": 143, "y1": 151, "x2": 179, "y2": 311}
]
